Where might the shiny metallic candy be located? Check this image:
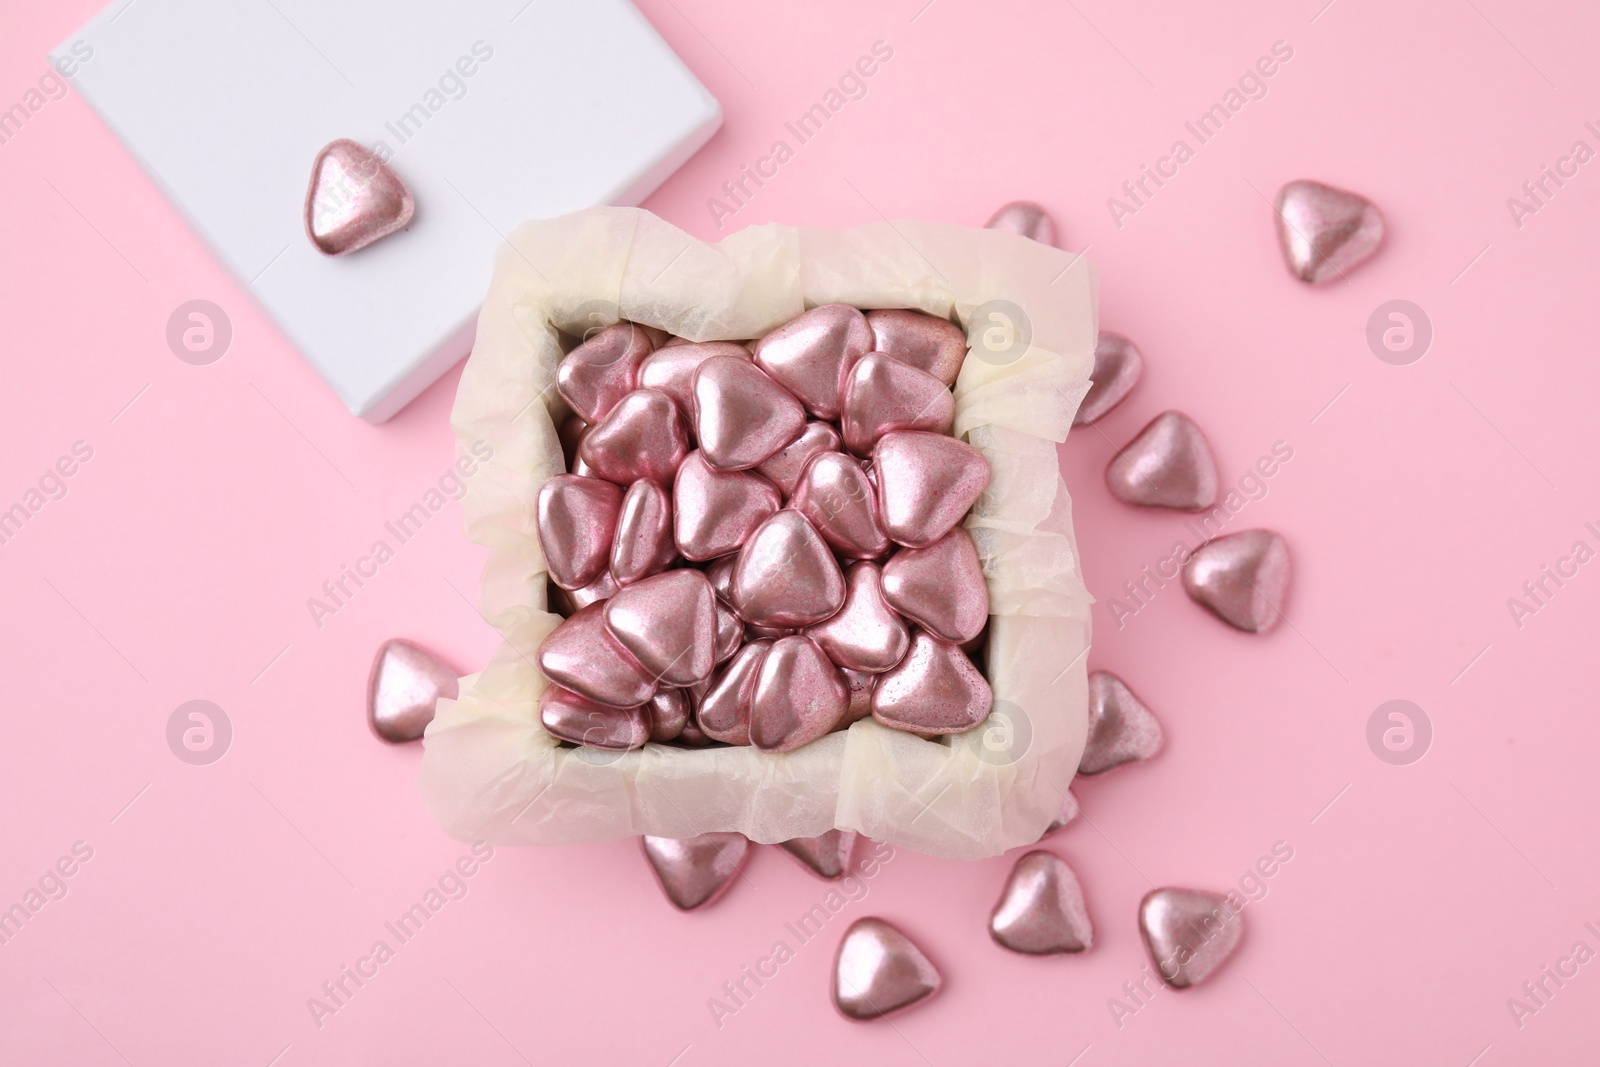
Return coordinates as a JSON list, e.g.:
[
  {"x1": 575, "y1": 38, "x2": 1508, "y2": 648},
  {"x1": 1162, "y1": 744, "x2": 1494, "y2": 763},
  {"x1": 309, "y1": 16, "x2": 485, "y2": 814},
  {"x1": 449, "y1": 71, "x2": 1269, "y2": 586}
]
[
  {"x1": 641, "y1": 833, "x2": 750, "y2": 911},
  {"x1": 1182, "y1": 529, "x2": 1291, "y2": 634},
  {"x1": 577, "y1": 388, "x2": 688, "y2": 485},
  {"x1": 779, "y1": 829, "x2": 857, "y2": 880},
  {"x1": 880, "y1": 527, "x2": 989, "y2": 645},
  {"x1": 873, "y1": 431, "x2": 991, "y2": 548},
  {"x1": 806, "y1": 561, "x2": 910, "y2": 673},
  {"x1": 556, "y1": 322, "x2": 654, "y2": 423},
  {"x1": 989, "y1": 851, "x2": 1093, "y2": 955},
  {"x1": 539, "y1": 685, "x2": 650, "y2": 750},
  {"x1": 1138, "y1": 887, "x2": 1244, "y2": 989},
  {"x1": 1275, "y1": 179, "x2": 1385, "y2": 284},
  {"x1": 871, "y1": 631, "x2": 993, "y2": 735},
  {"x1": 610, "y1": 479, "x2": 676, "y2": 585},
  {"x1": 537, "y1": 474, "x2": 623, "y2": 591},
  {"x1": 693, "y1": 354, "x2": 806, "y2": 470},
  {"x1": 305, "y1": 139, "x2": 415, "y2": 256},
  {"x1": 866, "y1": 309, "x2": 968, "y2": 387},
  {"x1": 603, "y1": 570, "x2": 717, "y2": 687},
  {"x1": 673, "y1": 452, "x2": 781, "y2": 562},
  {"x1": 984, "y1": 200, "x2": 1057, "y2": 246},
  {"x1": 537, "y1": 602, "x2": 657, "y2": 710},
  {"x1": 840, "y1": 352, "x2": 955, "y2": 456},
  {"x1": 731, "y1": 511, "x2": 846, "y2": 628},
  {"x1": 368, "y1": 639, "x2": 457, "y2": 743},
  {"x1": 791, "y1": 451, "x2": 889, "y2": 559},
  {"x1": 1079, "y1": 671, "x2": 1164, "y2": 775},
  {"x1": 1105, "y1": 411, "x2": 1218, "y2": 512},
  {"x1": 751, "y1": 303, "x2": 872, "y2": 419},
  {"x1": 750, "y1": 636, "x2": 849, "y2": 752},
  {"x1": 1073, "y1": 332, "x2": 1143, "y2": 427},
  {"x1": 832, "y1": 917, "x2": 942, "y2": 1021}
]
